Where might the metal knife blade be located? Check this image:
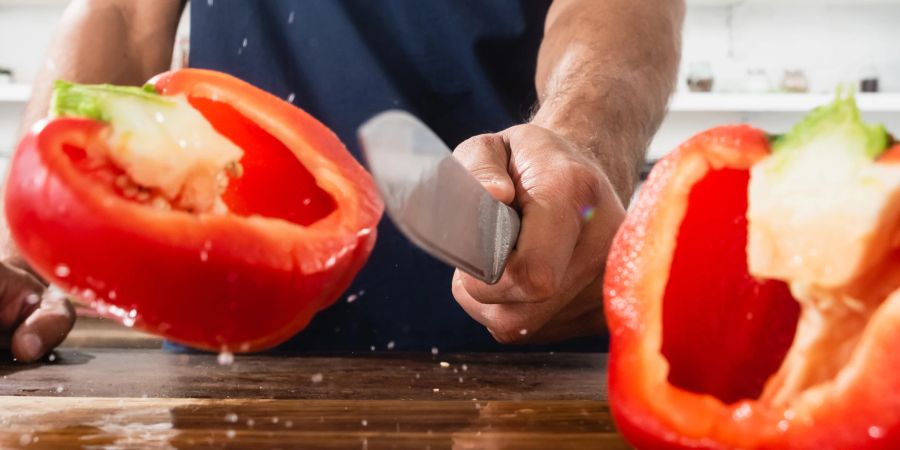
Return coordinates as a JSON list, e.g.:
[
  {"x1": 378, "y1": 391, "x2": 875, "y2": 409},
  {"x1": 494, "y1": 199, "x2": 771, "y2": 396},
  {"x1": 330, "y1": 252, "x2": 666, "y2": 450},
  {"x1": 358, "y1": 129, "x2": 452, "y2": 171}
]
[{"x1": 358, "y1": 110, "x2": 520, "y2": 284}]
